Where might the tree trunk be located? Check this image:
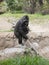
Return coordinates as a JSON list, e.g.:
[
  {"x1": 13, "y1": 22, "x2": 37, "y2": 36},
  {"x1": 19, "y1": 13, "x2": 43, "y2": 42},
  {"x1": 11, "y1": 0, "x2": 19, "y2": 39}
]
[{"x1": 30, "y1": 0, "x2": 36, "y2": 14}]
